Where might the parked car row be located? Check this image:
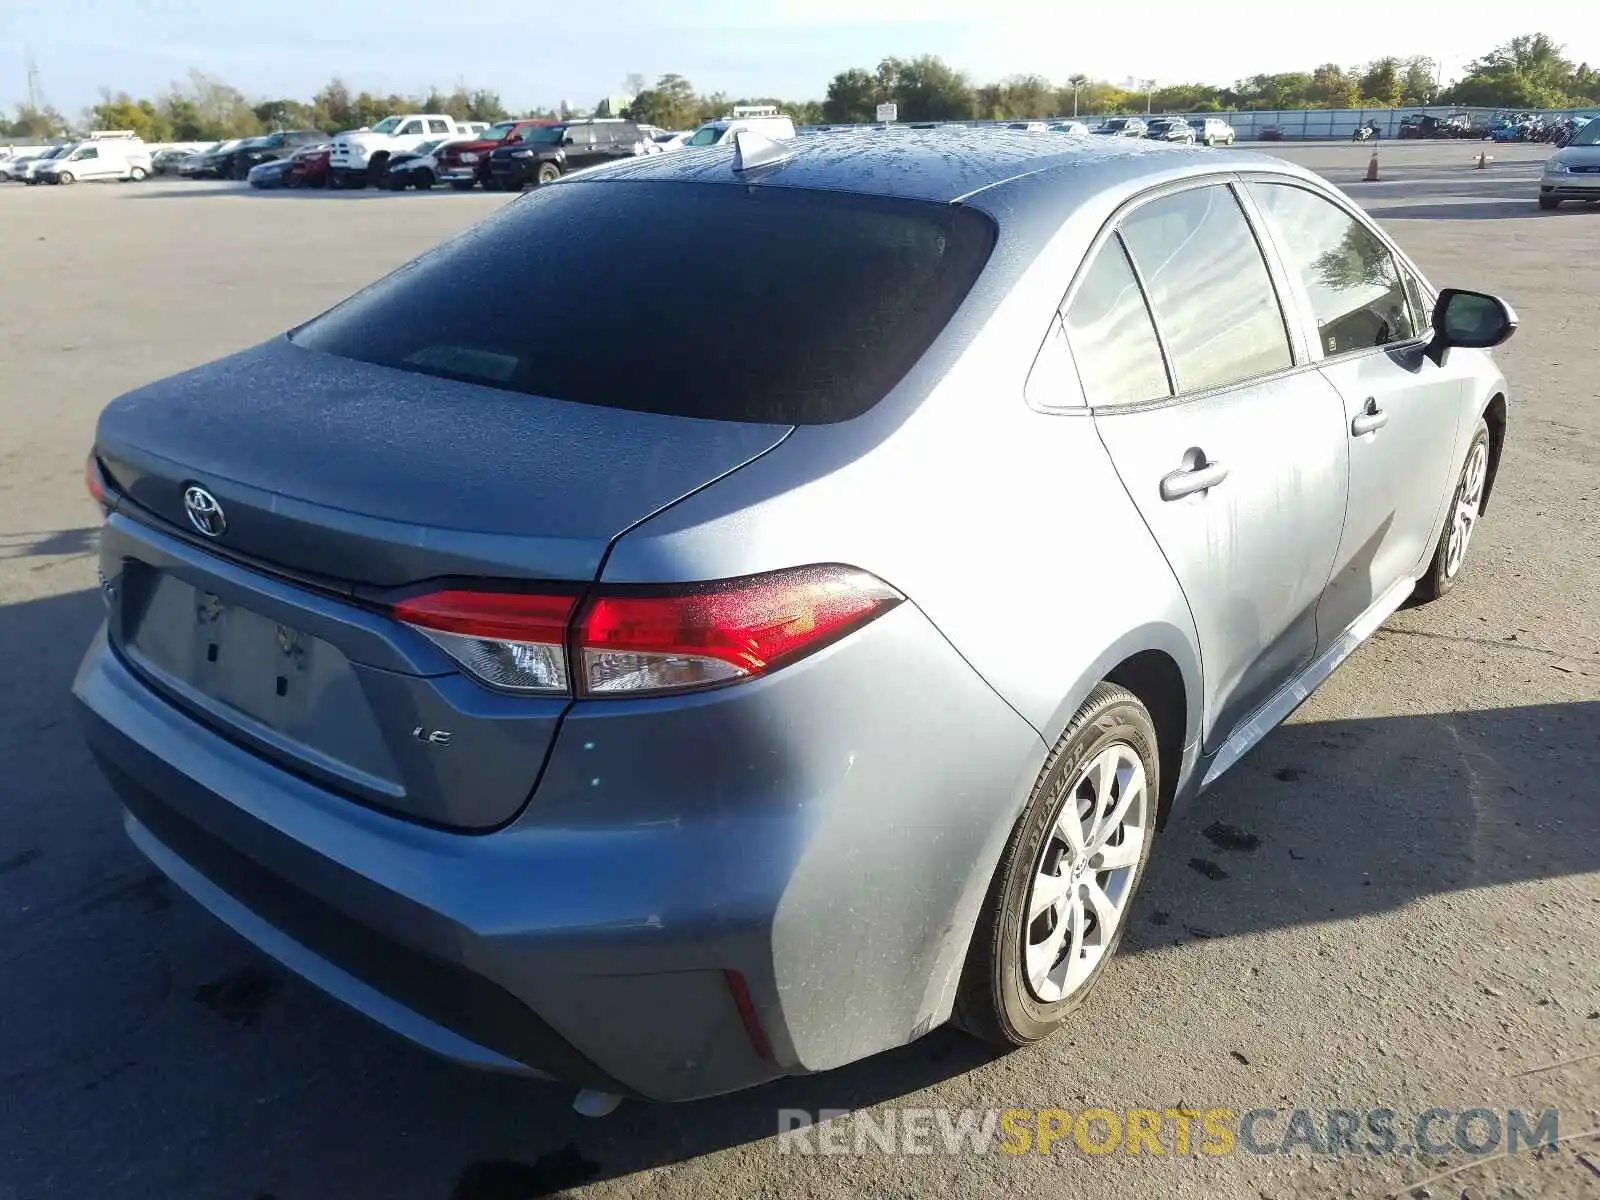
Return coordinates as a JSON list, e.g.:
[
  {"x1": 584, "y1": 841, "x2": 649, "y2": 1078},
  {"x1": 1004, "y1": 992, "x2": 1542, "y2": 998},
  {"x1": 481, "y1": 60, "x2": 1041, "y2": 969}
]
[{"x1": 0, "y1": 130, "x2": 151, "y2": 184}]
